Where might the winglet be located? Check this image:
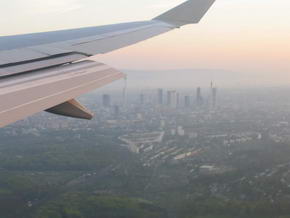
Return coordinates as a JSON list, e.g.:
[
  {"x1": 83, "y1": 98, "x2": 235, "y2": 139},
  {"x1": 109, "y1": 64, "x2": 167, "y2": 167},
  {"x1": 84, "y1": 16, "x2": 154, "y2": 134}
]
[{"x1": 154, "y1": 0, "x2": 215, "y2": 27}]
